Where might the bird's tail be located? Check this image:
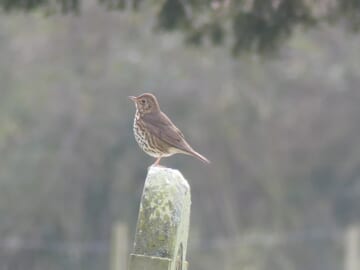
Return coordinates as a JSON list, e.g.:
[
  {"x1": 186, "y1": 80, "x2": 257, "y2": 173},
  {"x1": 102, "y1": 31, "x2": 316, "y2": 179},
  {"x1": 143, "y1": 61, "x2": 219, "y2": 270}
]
[{"x1": 188, "y1": 149, "x2": 210, "y2": 164}]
